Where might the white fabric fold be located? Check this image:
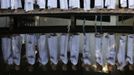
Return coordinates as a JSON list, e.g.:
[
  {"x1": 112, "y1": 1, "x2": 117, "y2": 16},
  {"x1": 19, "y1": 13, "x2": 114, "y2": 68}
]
[
  {"x1": 95, "y1": 0, "x2": 104, "y2": 9},
  {"x1": 105, "y1": 0, "x2": 116, "y2": 9},
  {"x1": 70, "y1": 34, "x2": 80, "y2": 65},
  {"x1": 24, "y1": 0, "x2": 34, "y2": 11},
  {"x1": 2, "y1": 37, "x2": 13, "y2": 65},
  {"x1": 38, "y1": 35, "x2": 48, "y2": 65},
  {"x1": 128, "y1": 0, "x2": 134, "y2": 9},
  {"x1": 59, "y1": 34, "x2": 69, "y2": 64},
  {"x1": 47, "y1": 0, "x2": 57, "y2": 9},
  {"x1": 69, "y1": 0, "x2": 80, "y2": 8},
  {"x1": 1, "y1": 0, "x2": 11, "y2": 9},
  {"x1": 126, "y1": 35, "x2": 134, "y2": 64},
  {"x1": 84, "y1": 0, "x2": 91, "y2": 10},
  {"x1": 120, "y1": 0, "x2": 127, "y2": 8},
  {"x1": 37, "y1": 0, "x2": 46, "y2": 9},
  {"x1": 60, "y1": 0, "x2": 68, "y2": 10},
  {"x1": 25, "y1": 34, "x2": 36, "y2": 65},
  {"x1": 117, "y1": 35, "x2": 127, "y2": 70},
  {"x1": 12, "y1": 35, "x2": 22, "y2": 65},
  {"x1": 95, "y1": 35, "x2": 103, "y2": 66},
  {"x1": 83, "y1": 34, "x2": 91, "y2": 65},
  {"x1": 48, "y1": 35, "x2": 58, "y2": 65},
  {"x1": 107, "y1": 34, "x2": 116, "y2": 65}
]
